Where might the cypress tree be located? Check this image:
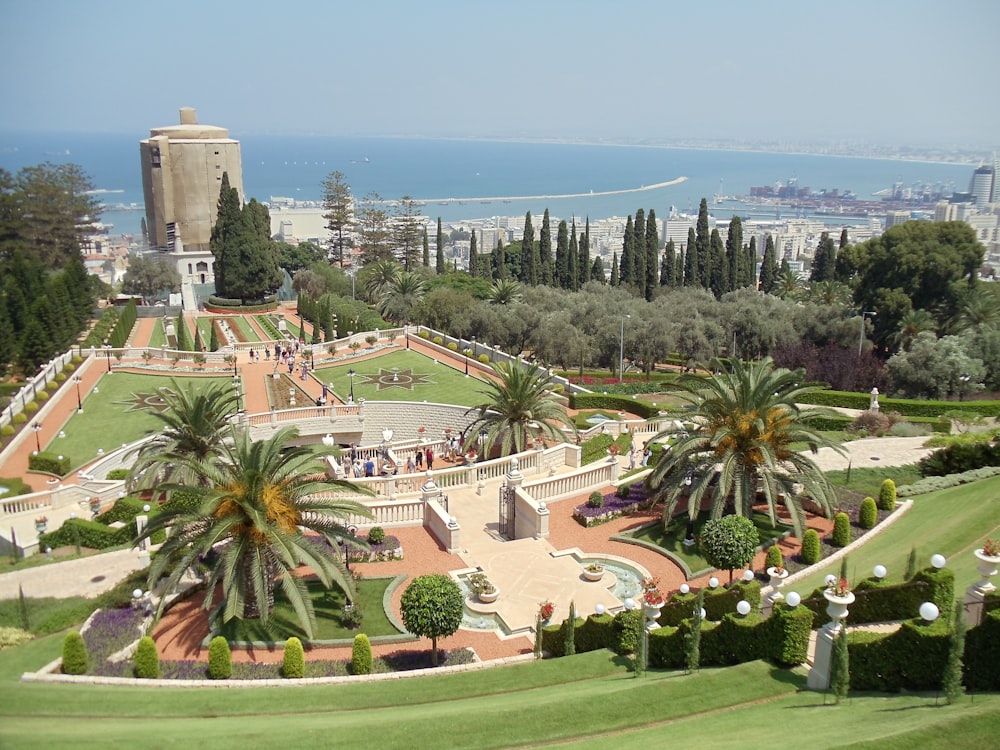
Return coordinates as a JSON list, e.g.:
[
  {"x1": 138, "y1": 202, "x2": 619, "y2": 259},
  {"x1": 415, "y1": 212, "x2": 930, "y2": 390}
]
[
  {"x1": 745, "y1": 236, "x2": 758, "y2": 289},
  {"x1": 620, "y1": 215, "x2": 635, "y2": 287},
  {"x1": 631, "y1": 209, "x2": 645, "y2": 289},
  {"x1": 686, "y1": 590, "x2": 704, "y2": 673},
  {"x1": 684, "y1": 227, "x2": 698, "y2": 286},
  {"x1": 726, "y1": 216, "x2": 743, "y2": 291},
  {"x1": 493, "y1": 238, "x2": 506, "y2": 280},
  {"x1": 538, "y1": 209, "x2": 553, "y2": 285},
  {"x1": 591, "y1": 256, "x2": 604, "y2": 284},
  {"x1": 563, "y1": 601, "x2": 576, "y2": 656},
  {"x1": 468, "y1": 229, "x2": 477, "y2": 277},
  {"x1": 435, "y1": 218, "x2": 445, "y2": 274},
  {"x1": 839, "y1": 227, "x2": 849, "y2": 249},
  {"x1": 554, "y1": 219, "x2": 570, "y2": 288},
  {"x1": 578, "y1": 219, "x2": 591, "y2": 287},
  {"x1": 422, "y1": 226, "x2": 430, "y2": 267},
  {"x1": 943, "y1": 599, "x2": 966, "y2": 704},
  {"x1": 520, "y1": 212, "x2": 537, "y2": 285},
  {"x1": 829, "y1": 628, "x2": 850, "y2": 703},
  {"x1": 644, "y1": 209, "x2": 658, "y2": 300},
  {"x1": 660, "y1": 239, "x2": 675, "y2": 287},
  {"x1": 209, "y1": 323, "x2": 220, "y2": 352},
  {"x1": 609, "y1": 251, "x2": 619, "y2": 286},
  {"x1": 567, "y1": 219, "x2": 579, "y2": 291},
  {"x1": 709, "y1": 228, "x2": 727, "y2": 298},
  {"x1": 811, "y1": 231, "x2": 837, "y2": 282},
  {"x1": 695, "y1": 198, "x2": 711, "y2": 289},
  {"x1": 760, "y1": 234, "x2": 778, "y2": 293}
]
